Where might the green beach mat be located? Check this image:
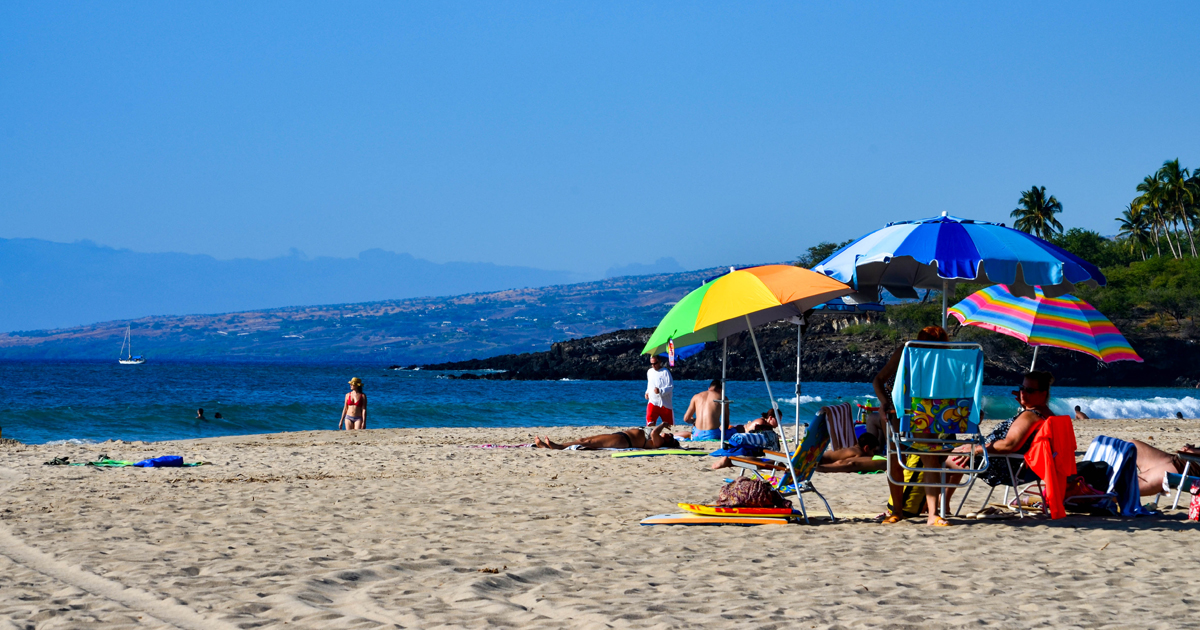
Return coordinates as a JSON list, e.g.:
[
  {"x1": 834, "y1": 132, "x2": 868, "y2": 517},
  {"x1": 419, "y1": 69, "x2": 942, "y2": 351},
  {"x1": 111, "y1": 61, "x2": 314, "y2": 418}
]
[{"x1": 611, "y1": 449, "x2": 707, "y2": 458}]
